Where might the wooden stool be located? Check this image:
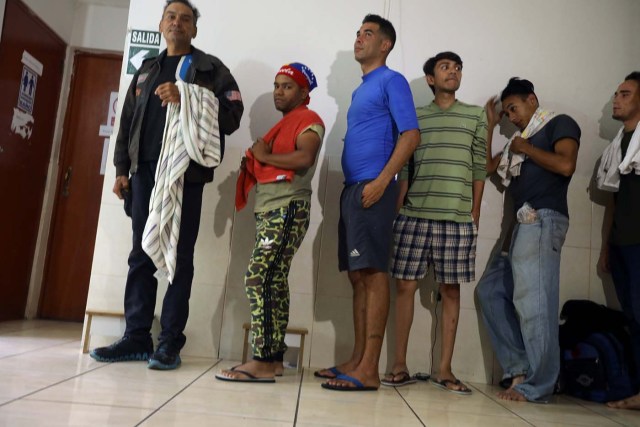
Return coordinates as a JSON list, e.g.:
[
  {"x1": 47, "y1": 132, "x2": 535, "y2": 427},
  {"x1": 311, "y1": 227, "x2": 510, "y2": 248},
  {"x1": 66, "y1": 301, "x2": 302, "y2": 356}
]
[
  {"x1": 242, "y1": 322, "x2": 308, "y2": 373},
  {"x1": 82, "y1": 310, "x2": 126, "y2": 353}
]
